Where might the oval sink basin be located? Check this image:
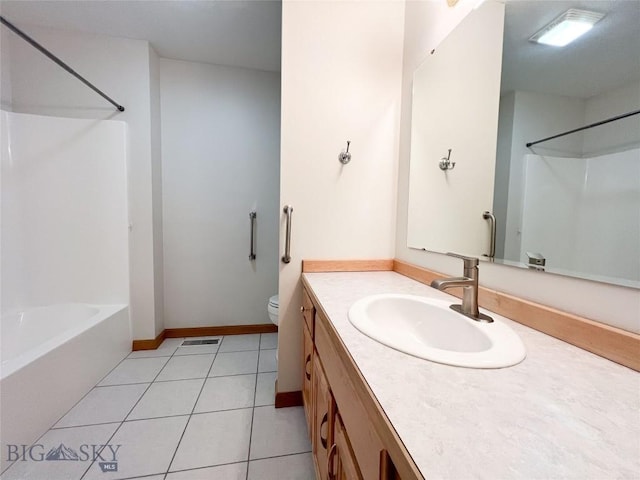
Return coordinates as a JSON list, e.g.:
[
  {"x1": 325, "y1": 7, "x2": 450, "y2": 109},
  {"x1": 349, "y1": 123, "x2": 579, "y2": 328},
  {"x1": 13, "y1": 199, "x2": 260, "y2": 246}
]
[{"x1": 348, "y1": 294, "x2": 526, "y2": 368}]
